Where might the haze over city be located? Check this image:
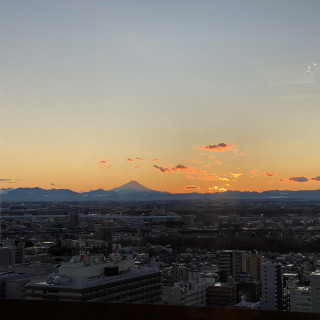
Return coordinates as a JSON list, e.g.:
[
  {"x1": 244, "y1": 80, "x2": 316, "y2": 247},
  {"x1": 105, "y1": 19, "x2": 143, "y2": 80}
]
[{"x1": 1, "y1": 1, "x2": 320, "y2": 193}]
